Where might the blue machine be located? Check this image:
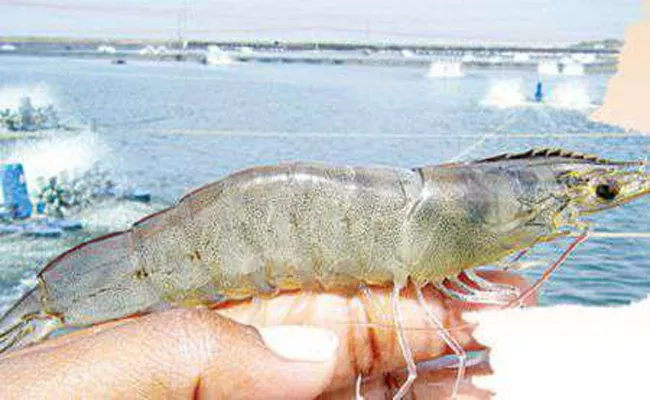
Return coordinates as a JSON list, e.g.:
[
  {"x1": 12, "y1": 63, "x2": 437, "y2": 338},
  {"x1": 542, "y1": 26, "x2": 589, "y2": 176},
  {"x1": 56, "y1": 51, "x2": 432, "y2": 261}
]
[
  {"x1": 1, "y1": 163, "x2": 149, "y2": 238},
  {"x1": 2, "y1": 164, "x2": 32, "y2": 219},
  {"x1": 0, "y1": 163, "x2": 84, "y2": 238},
  {"x1": 534, "y1": 81, "x2": 544, "y2": 103}
]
